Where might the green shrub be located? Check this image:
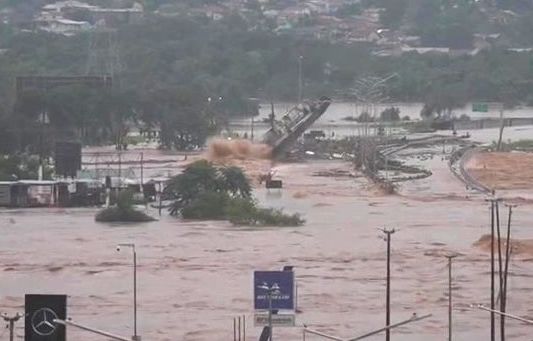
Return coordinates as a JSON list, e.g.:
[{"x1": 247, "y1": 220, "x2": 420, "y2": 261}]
[
  {"x1": 95, "y1": 189, "x2": 155, "y2": 223},
  {"x1": 491, "y1": 139, "x2": 533, "y2": 151},
  {"x1": 117, "y1": 190, "x2": 135, "y2": 210},
  {"x1": 166, "y1": 161, "x2": 304, "y2": 226},
  {"x1": 181, "y1": 192, "x2": 229, "y2": 220},
  {"x1": 227, "y1": 201, "x2": 305, "y2": 227},
  {"x1": 95, "y1": 206, "x2": 156, "y2": 222},
  {"x1": 179, "y1": 192, "x2": 304, "y2": 226}
]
